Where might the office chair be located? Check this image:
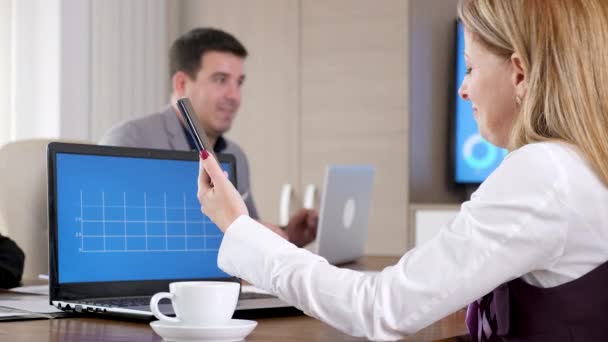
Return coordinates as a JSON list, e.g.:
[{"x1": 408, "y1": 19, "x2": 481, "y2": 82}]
[{"x1": 0, "y1": 138, "x2": 86, "y2": 281}]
